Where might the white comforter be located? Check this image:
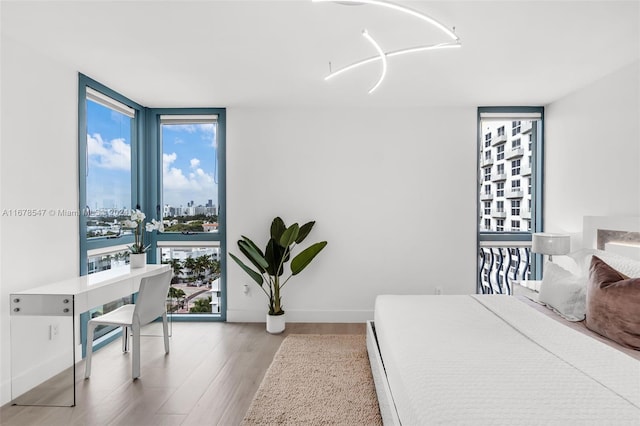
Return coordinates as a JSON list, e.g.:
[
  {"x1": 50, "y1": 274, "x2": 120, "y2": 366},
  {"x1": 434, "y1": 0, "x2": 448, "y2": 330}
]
[{"x1": 374, "y1": 295, "x2": 640, "y2": 425}]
